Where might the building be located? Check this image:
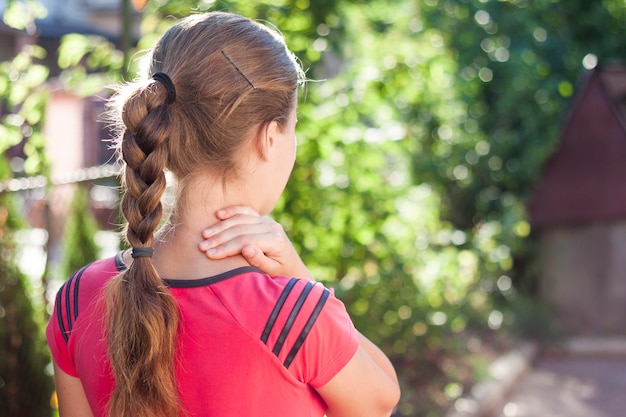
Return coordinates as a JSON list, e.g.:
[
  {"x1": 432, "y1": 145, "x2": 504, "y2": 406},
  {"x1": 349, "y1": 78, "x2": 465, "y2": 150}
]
[{"x1": 528, "y1": 65, "x2": 626, "y2": 335}]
